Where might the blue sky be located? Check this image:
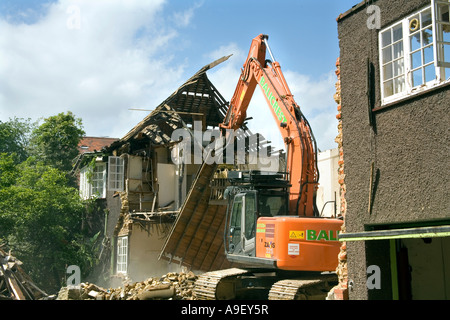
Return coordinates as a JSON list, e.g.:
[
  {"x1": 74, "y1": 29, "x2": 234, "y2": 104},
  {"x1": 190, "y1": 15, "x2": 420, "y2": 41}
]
[{"x1": 0, "y1": 0, "x2": 359, "y2": 151}]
